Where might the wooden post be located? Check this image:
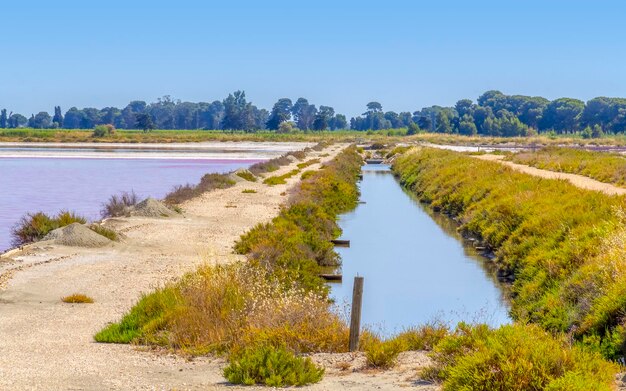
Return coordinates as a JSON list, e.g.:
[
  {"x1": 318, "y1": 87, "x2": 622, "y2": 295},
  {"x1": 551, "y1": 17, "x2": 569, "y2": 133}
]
[{"x1": 349, "y1": 276, "x2": 364, "y2": 352}]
